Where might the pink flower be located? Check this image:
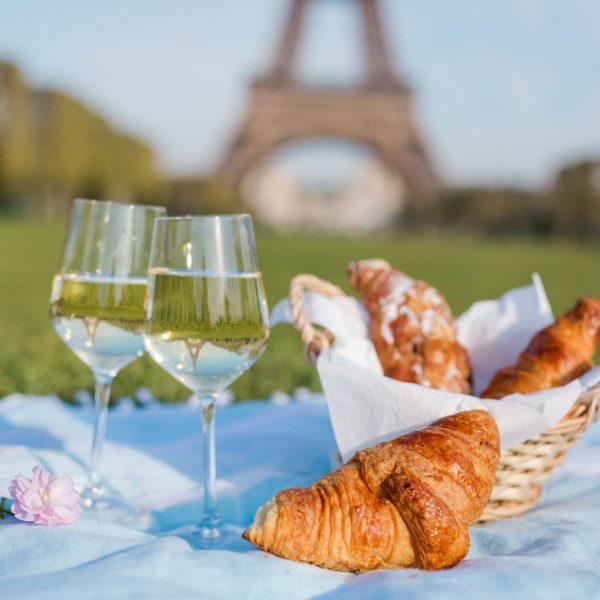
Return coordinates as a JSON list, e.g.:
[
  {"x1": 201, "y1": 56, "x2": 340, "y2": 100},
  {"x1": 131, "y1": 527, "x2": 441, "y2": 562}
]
[{"x1": 8, "y1": 466, "x2": 81, "y2": 525}]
